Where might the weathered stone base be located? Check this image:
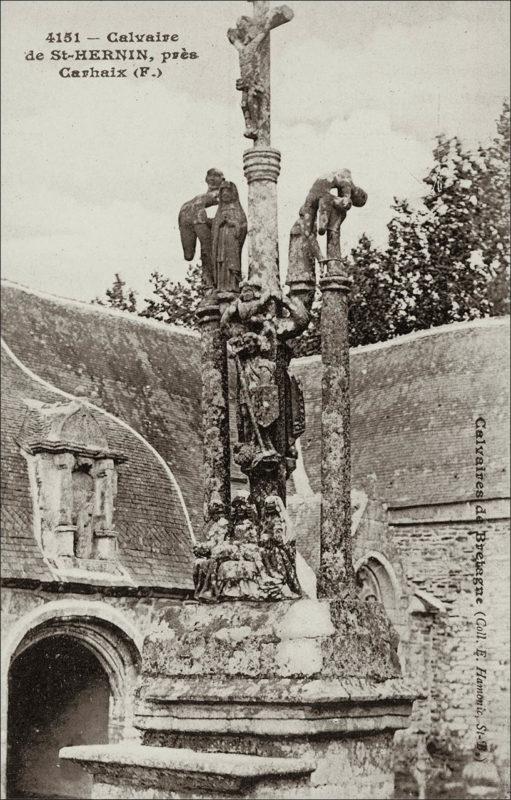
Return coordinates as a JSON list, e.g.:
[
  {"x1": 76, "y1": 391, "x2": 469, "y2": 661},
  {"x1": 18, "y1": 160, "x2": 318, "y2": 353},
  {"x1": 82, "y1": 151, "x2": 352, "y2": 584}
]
[
  {"x1": 138, "y1": 731, "x2": 398, "y2": 799},
  {"x1": 141, "y1": 597, "x2": 402, "y2": 681},
  {"x1": 61, "y1": 599, "x2": 416, "y2": 799}
]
